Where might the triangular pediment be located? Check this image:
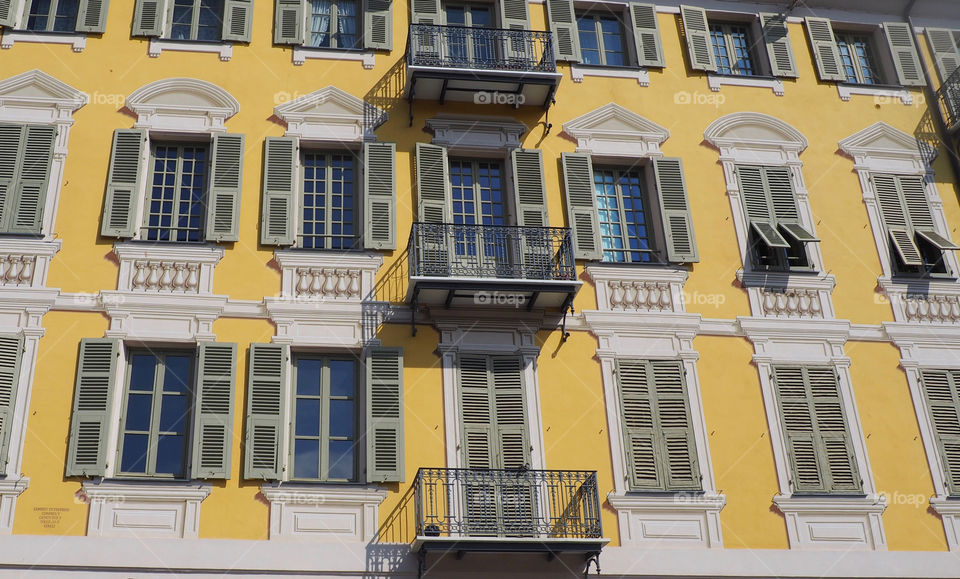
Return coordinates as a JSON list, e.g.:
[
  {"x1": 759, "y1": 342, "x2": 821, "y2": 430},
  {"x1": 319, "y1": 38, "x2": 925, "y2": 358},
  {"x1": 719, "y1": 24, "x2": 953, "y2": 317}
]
[
  {"x1": 0, "y1": 69, "x2": 87, "y2": 110},
  {"x1": 126, "y1": 78, "x2": 240, "y2": 116},
  {"x1": 838, "y1": 122, "x2": 923, "y2": 159},
  {"x1": 563, "y1": 103, "x2": 669, "y2": 142},
  {"x1": 274, "y1": 86, "x2": 376, "y2": 122}
]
